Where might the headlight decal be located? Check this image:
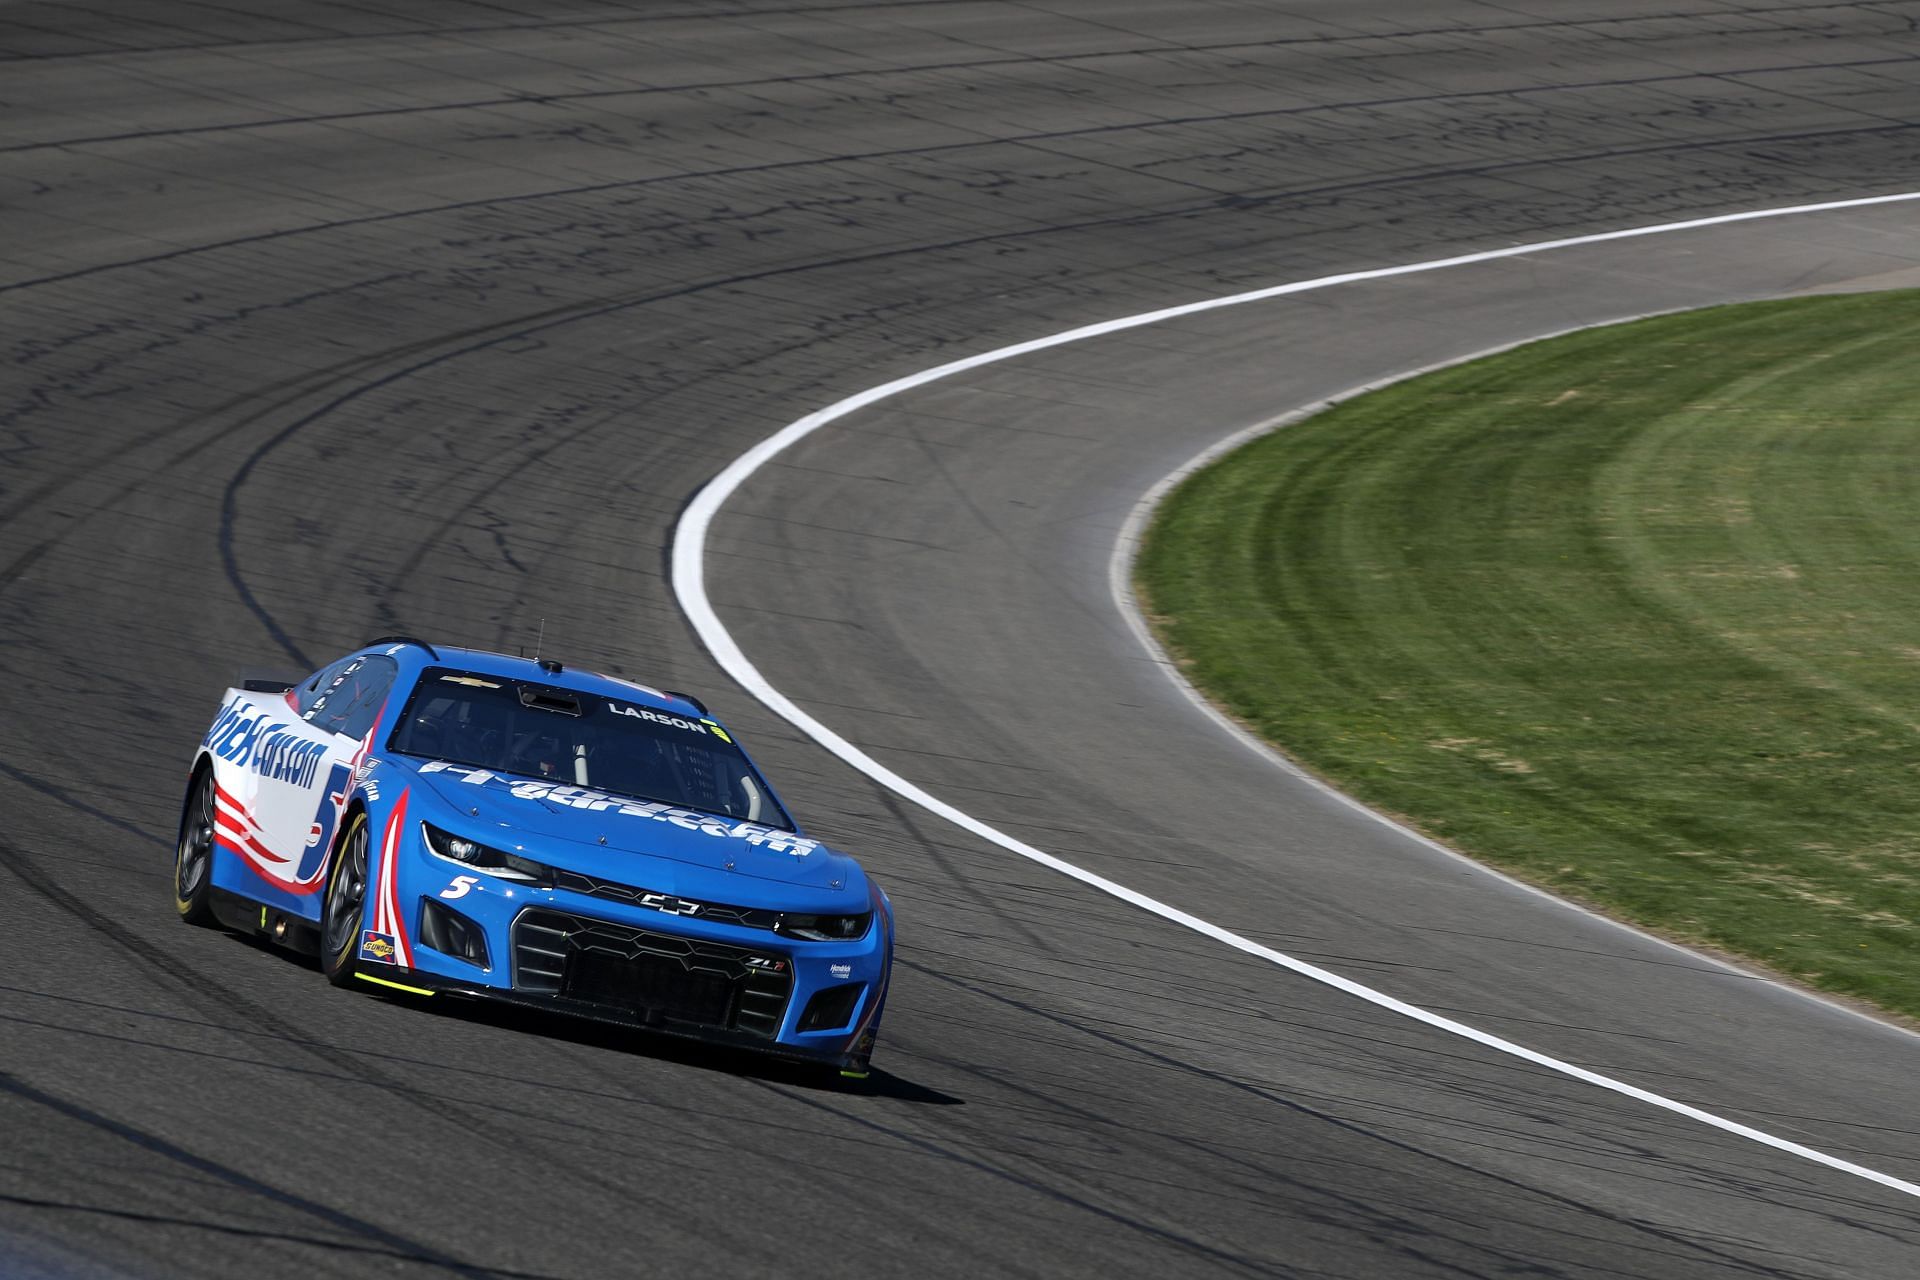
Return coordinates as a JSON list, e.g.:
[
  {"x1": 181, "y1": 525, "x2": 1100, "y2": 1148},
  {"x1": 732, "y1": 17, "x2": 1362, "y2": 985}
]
[
  {"x1": 774, "y1": 911, "x2": 873, "y2": 942},
  {"x1": 421, "y1": 822, "x2": 554, "y2": 885}
]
